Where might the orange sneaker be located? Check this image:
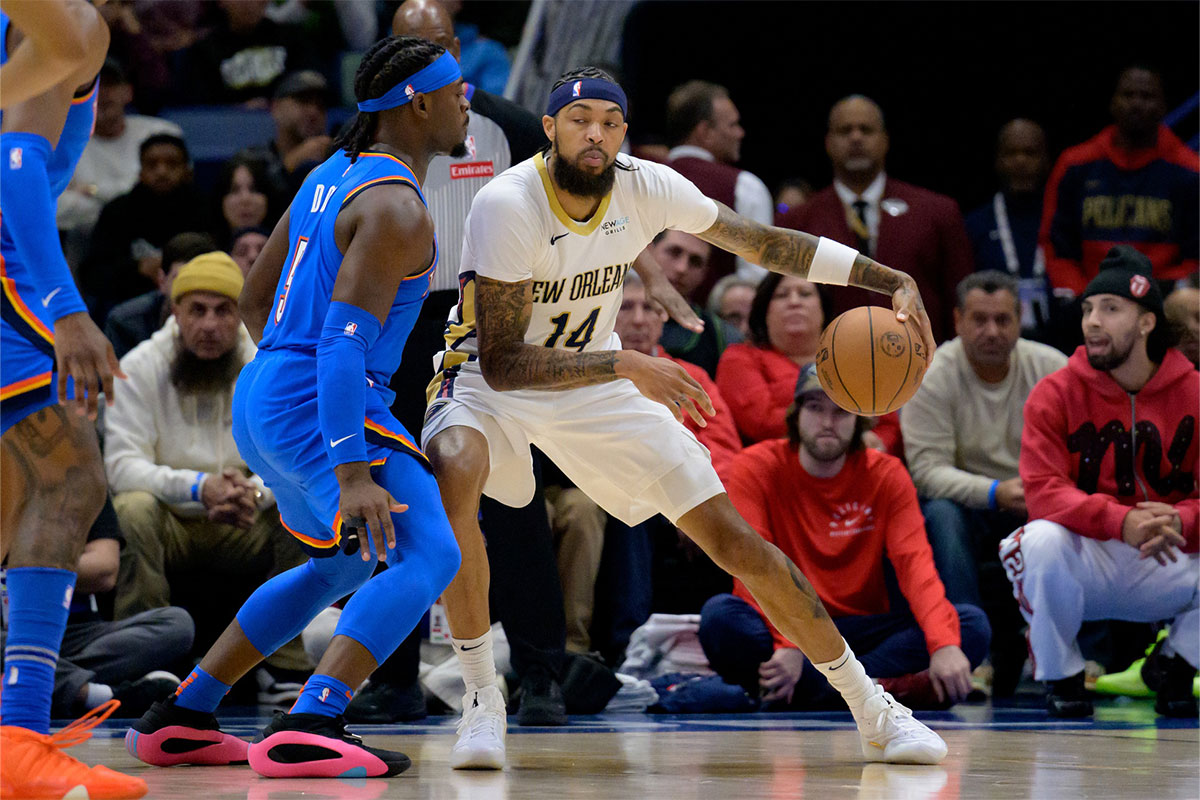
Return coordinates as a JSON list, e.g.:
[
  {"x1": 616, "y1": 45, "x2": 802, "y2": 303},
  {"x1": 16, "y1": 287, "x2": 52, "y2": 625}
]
[{"x1": 0, "y1": 700, "x2": 147, "y2": 799}]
